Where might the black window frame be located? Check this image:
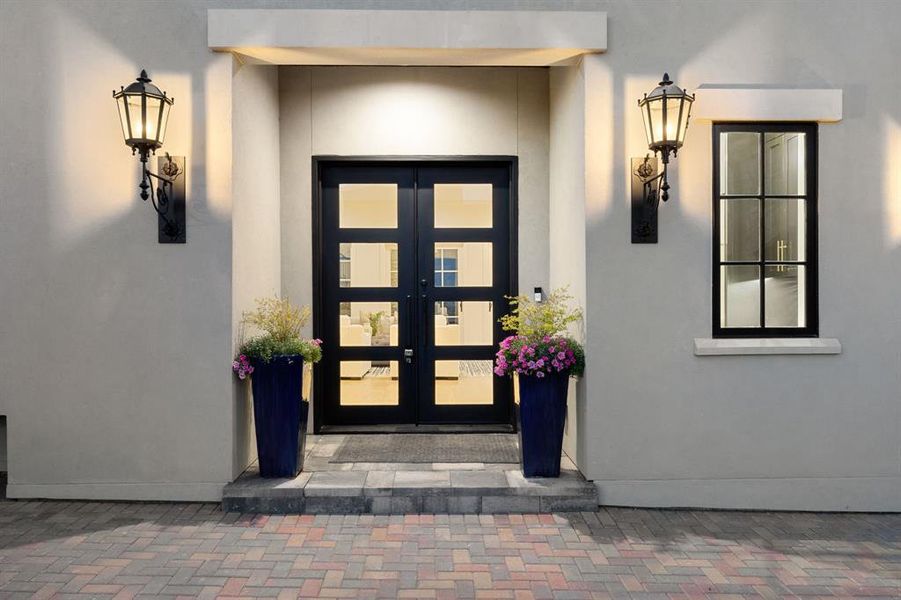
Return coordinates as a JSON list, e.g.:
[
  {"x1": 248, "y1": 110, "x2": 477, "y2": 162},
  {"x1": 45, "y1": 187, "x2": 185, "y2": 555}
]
[{"x1": 712, "y1": 122, "x2": 819, "y2": 338}]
